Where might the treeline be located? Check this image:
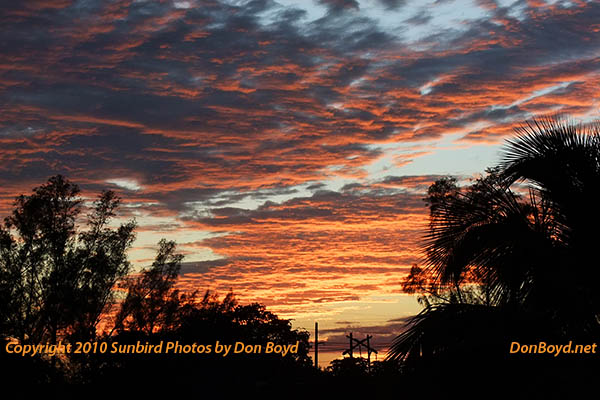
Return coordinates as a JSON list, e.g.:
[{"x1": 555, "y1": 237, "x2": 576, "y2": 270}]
[{"x1": 0, "y1": 176, "x2": 313, "y2": 388}]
